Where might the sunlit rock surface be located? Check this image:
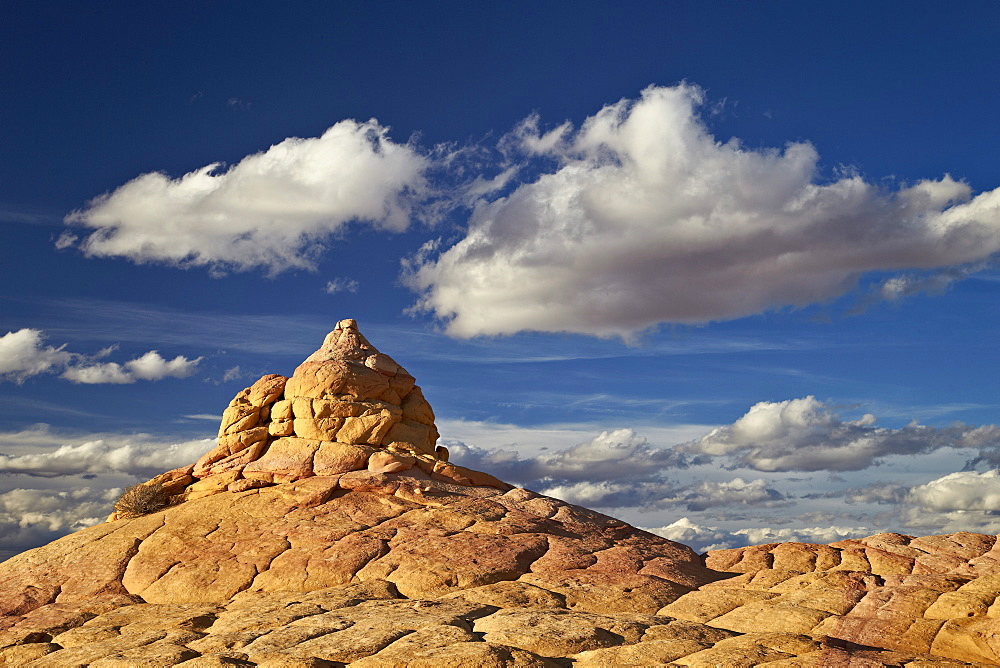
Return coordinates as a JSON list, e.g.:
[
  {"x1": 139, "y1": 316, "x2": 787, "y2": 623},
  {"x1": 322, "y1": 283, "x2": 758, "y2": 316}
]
[
  {"x1": 124, "y1": 318, "x2": 502, "y2": 510},
  {"x1": 2, "y1": 322, "x2": 1000, "y2": 665}
]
